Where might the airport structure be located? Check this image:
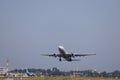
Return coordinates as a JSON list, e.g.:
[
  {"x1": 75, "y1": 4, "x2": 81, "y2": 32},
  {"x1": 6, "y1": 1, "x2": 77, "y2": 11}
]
[{"x1": 0, "y1": 67, "x2": 6, "y2": 77}]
